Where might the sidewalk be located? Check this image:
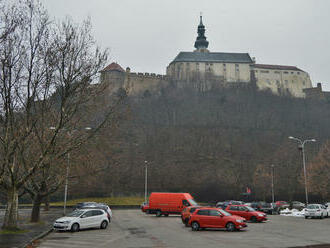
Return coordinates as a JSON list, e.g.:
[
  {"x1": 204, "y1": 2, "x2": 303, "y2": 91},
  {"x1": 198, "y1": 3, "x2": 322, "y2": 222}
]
[{"x1": 0, "y1": 208, "x2": 62, "y2": 248}]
